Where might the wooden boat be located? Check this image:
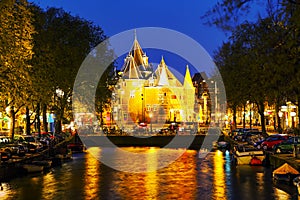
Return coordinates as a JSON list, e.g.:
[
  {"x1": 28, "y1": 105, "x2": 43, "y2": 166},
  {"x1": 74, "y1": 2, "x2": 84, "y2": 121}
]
[
  {"x1": 232, "y1": 145, "x2": 265, "y2": 165},
  {"x1": 23, "y1": 164, "x2": 44, "y2": 173},
  {"x1": 32, "y1": 160, "x2": 53, "y2": 169},
  {"x1": 273, "y1": 163, "x2": 300, "y2": 183},
  {"x1": 217, "y1": 141, "x2": 230, "y2": 152}
]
